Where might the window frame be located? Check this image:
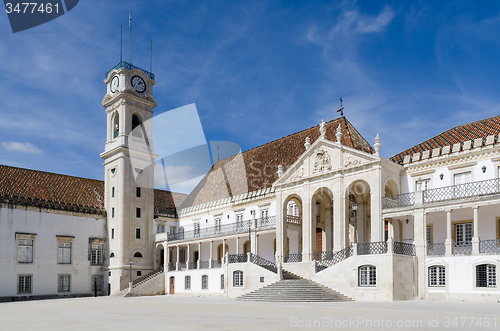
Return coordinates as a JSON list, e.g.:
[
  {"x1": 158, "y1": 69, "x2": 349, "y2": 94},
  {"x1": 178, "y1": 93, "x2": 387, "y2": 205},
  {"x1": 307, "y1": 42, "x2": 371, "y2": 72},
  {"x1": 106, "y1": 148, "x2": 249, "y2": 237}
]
[
  {"x1": 91, "y1": 242, "x2": 104, "y2": 266},
  {"x1": 57, "y1": 238, "x2": 73, "y2": 265},
  {"x1": 18, "y1": 274, "x2": 32, "y2": 294},
  {"x1": 202, "y1": 275, "x2": 208, "y2": 290},
  {"x1": 135, "y1": 228, "x2": 141, "y2": 239},
  {"x1": 220, "y1": 274, "x2": 224, "y2": 290},
  {"x1": 136, "y1": 187, "x2": 141, "y2": 198},
  {"x1": 136, "y1": 207, "x2": 141, "y2": 218},
  {"x1": 185, "y1": 275, "x2": 191, "y2": 290},
  {"x1": 475, "y1": 264, "x2": 497, "y2": 288},
  {"x1": 58, "y1": 274, "x2": 71, "y2": 293},
  {"x1": 358, "y1": 265, "x2": 377, "y2": 287},
  {"x1": 233, "y1": 270, "x2": 243, "y2": 287},
  {"x1": 17, "y1": 236, "x2": 34, "y2": 264},
  {"x1": 428, "y1": 265, "x2": 446, "y2": 287}
]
